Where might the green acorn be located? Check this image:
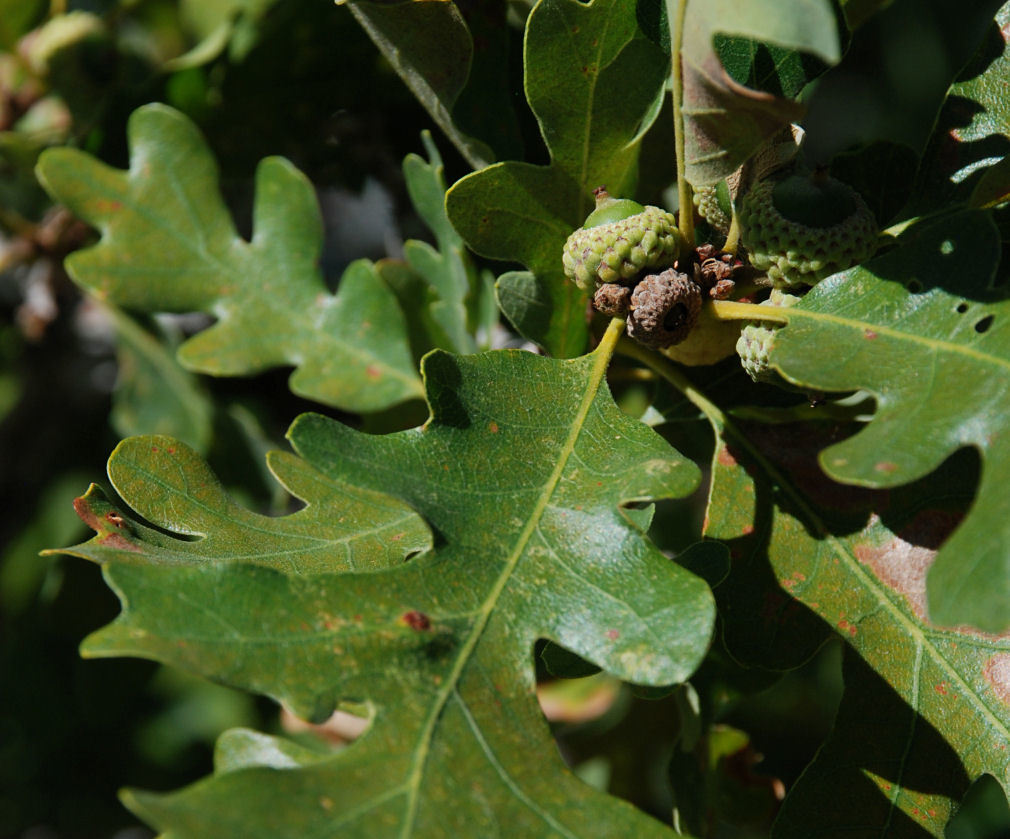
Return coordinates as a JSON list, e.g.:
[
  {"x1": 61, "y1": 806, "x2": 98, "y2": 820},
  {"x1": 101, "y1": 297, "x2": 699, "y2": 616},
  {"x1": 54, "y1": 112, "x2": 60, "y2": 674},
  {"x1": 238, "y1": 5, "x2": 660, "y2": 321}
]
[
  {"x1": 738, "y1": 173, "x2": 877, "y2": 288},
  {"x1": 692, "y1": 180, "x2": 732, "y2": 233},
  {"x1": 736, "y1": 290, "x2": 802, "y2": 384},
  {"x1": 562, "y1": 189, "x2": 681, "y2": 292}
]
